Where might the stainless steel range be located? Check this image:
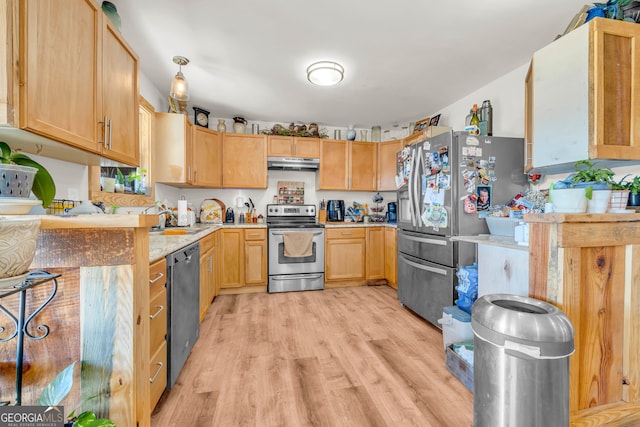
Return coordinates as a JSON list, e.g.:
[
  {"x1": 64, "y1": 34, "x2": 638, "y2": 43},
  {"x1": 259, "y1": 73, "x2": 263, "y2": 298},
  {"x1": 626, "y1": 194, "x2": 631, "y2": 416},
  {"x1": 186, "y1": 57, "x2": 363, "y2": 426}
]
[{"x1": 267, "y1": 204, "x2": 325, "y2": 293}]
